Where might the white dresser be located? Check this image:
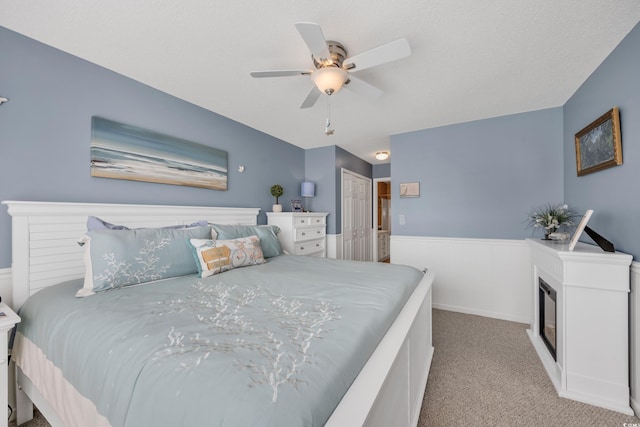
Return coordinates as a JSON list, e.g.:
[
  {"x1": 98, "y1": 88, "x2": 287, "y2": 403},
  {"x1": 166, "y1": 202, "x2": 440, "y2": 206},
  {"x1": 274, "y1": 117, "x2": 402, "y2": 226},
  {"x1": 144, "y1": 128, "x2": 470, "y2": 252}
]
[{"x1": 267, "y1": 212, "x2": 328, "y2": 257}]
